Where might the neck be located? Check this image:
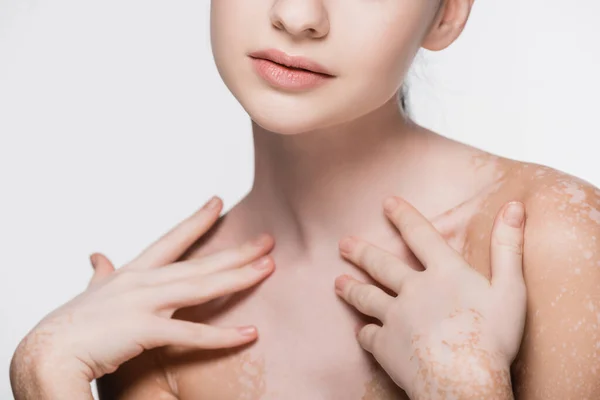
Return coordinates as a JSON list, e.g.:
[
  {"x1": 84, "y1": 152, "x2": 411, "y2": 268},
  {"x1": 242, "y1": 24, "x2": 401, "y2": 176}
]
[{"x1": 238, "y1": 96, "x2": 443, "y2": 261}]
